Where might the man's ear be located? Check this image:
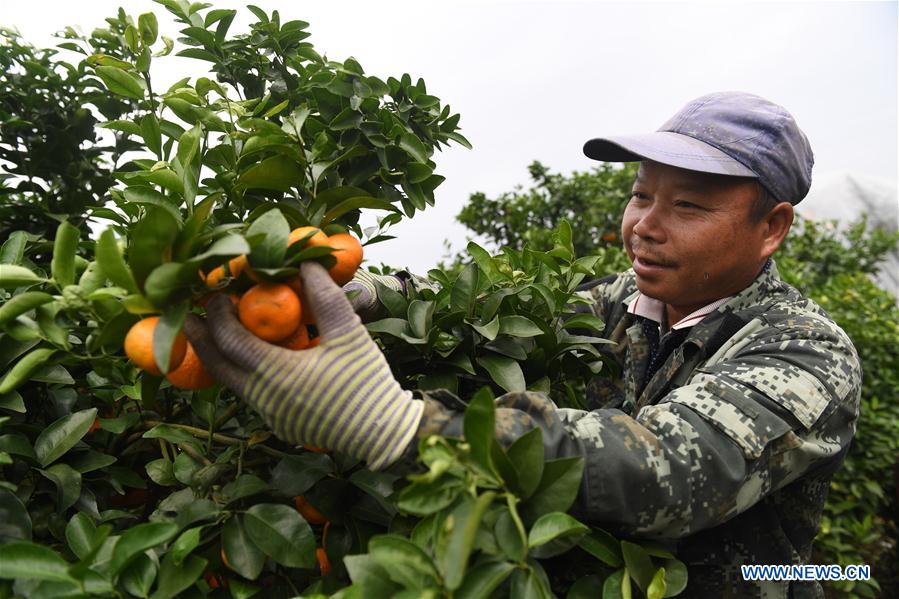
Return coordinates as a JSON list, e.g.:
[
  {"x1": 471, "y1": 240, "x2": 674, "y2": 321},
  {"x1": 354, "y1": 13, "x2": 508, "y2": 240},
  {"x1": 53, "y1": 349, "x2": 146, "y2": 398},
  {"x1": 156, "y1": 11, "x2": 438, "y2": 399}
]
[{"x1": 760, "y1": 202, "x2": 794, "y2": 258}]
